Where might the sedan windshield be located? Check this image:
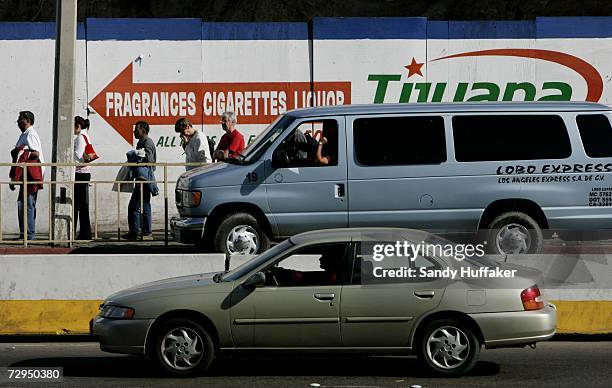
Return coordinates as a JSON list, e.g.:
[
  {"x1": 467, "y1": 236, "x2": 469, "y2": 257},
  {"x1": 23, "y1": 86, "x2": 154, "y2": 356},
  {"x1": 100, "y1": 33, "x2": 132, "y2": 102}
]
[
  {"x1": 242, "y1": 114, "x2": 296, "y2": 163},
  {"x1": 222, "y1": 239, "x2": 294, "y2": 281}
]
